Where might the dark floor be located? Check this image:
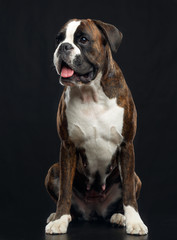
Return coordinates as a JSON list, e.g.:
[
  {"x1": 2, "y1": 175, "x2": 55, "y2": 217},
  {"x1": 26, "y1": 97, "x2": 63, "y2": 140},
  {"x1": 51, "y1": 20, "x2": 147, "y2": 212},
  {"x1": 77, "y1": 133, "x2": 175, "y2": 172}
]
[{"x1": 0, "y1": 214, "x2": 177, "y2": 240}]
